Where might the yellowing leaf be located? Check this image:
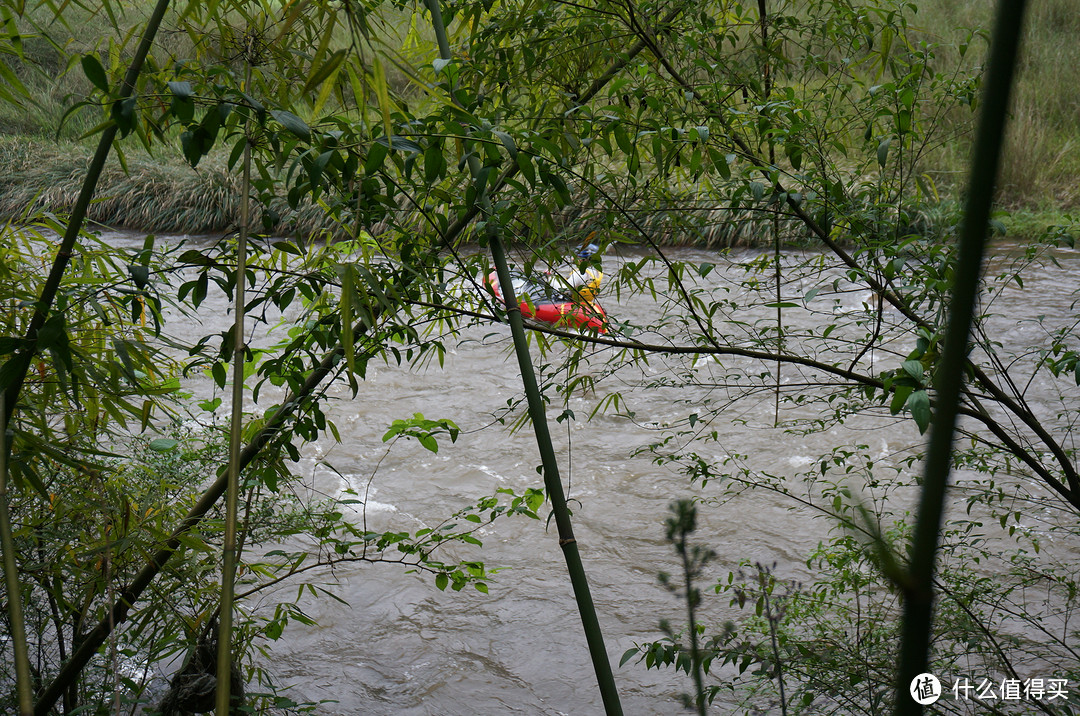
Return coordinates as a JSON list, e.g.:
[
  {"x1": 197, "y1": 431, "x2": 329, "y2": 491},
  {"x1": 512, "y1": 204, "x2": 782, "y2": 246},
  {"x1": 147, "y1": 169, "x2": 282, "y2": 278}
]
[{"x1": 372, "y1": 55, "x2": 393, "y2": 140}]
